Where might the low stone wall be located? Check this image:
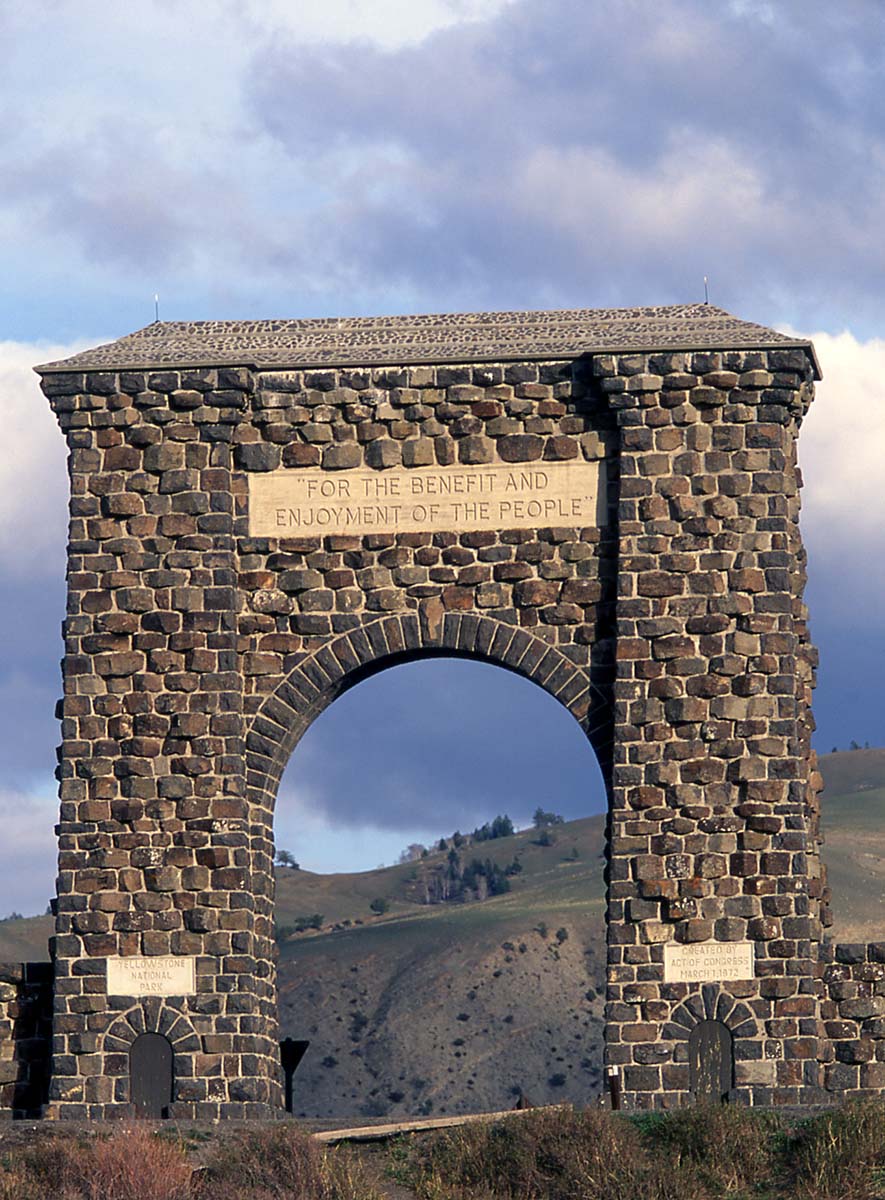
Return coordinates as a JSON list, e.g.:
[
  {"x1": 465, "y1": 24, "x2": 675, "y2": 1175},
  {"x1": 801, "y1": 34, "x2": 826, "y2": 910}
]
[
  {"x1": 821, "y1": 942, "x2": 885, "y2": 1096},
  {"x1": 0, "y1": 962, "x2": 53, "y2": 1118}
]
